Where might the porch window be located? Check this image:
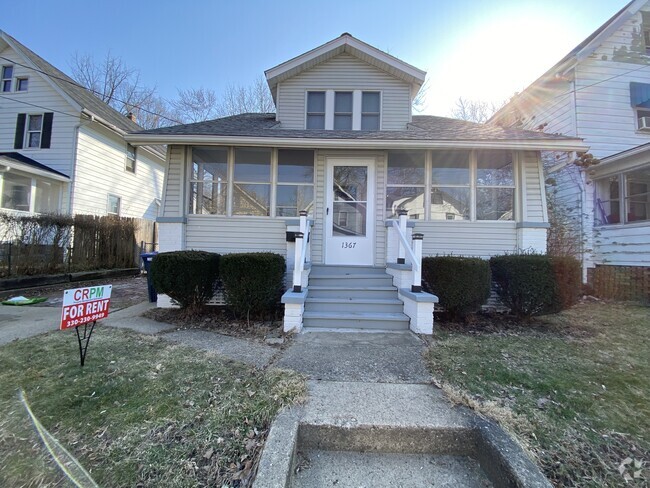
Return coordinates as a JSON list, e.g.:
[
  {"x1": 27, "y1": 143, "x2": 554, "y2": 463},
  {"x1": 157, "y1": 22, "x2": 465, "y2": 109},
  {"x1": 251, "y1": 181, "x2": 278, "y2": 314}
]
[
  {"x1": 361, "y1": 92, "x2": 380, "y2": 130},
  {"x1": 386, "y1": 150, "x2": 425, "y2": 219},
  {"x1": 430, "y1": 151, "x2": 470, "y2": 220},
  {"x1": 1, "y1": 172, "x2": 31, "y2": 211},
  {"x1": 34, "y1": 180, "x2": 61, "y2": 213},
  {"x1": 190, "y1": 147, "x2": 228, "y2": 215},
  {"x1": 334, "y1": 92, "x2": 353, "y2": 130},
  {"x1": 276, "y1": 149, "x2": 314, "y2": 216},
  {"x1": 233, "y1": 148, "x2": 271, "y2": 216},
  {"x1": 306, "y1": 92, "x2": 325, "y2": 129},
  {"x1": 476, "y1": 150, "x2": 514, "y2": 221},
  {"x1": 596, "y1": 168, "x2": 650, "y2": 224}
]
